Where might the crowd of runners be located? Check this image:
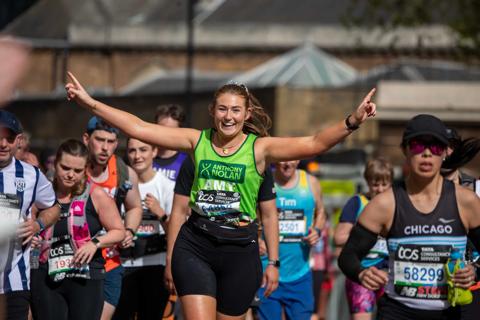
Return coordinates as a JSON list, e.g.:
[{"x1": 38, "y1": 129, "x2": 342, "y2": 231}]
[{"x1": 0, "y1": 68, "x2": 480, "y2": 320}]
